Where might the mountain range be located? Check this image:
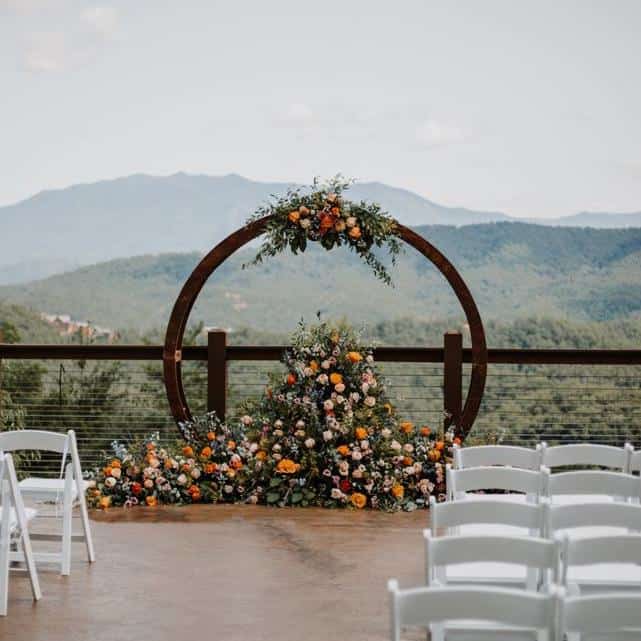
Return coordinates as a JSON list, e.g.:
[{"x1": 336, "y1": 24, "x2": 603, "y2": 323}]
[
  {"x1": 2, "y1": 172, "x2": 641, "y2": 285},
  {"x1": 3, "y1": 222, "x2": 641, "y2": 333}
]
